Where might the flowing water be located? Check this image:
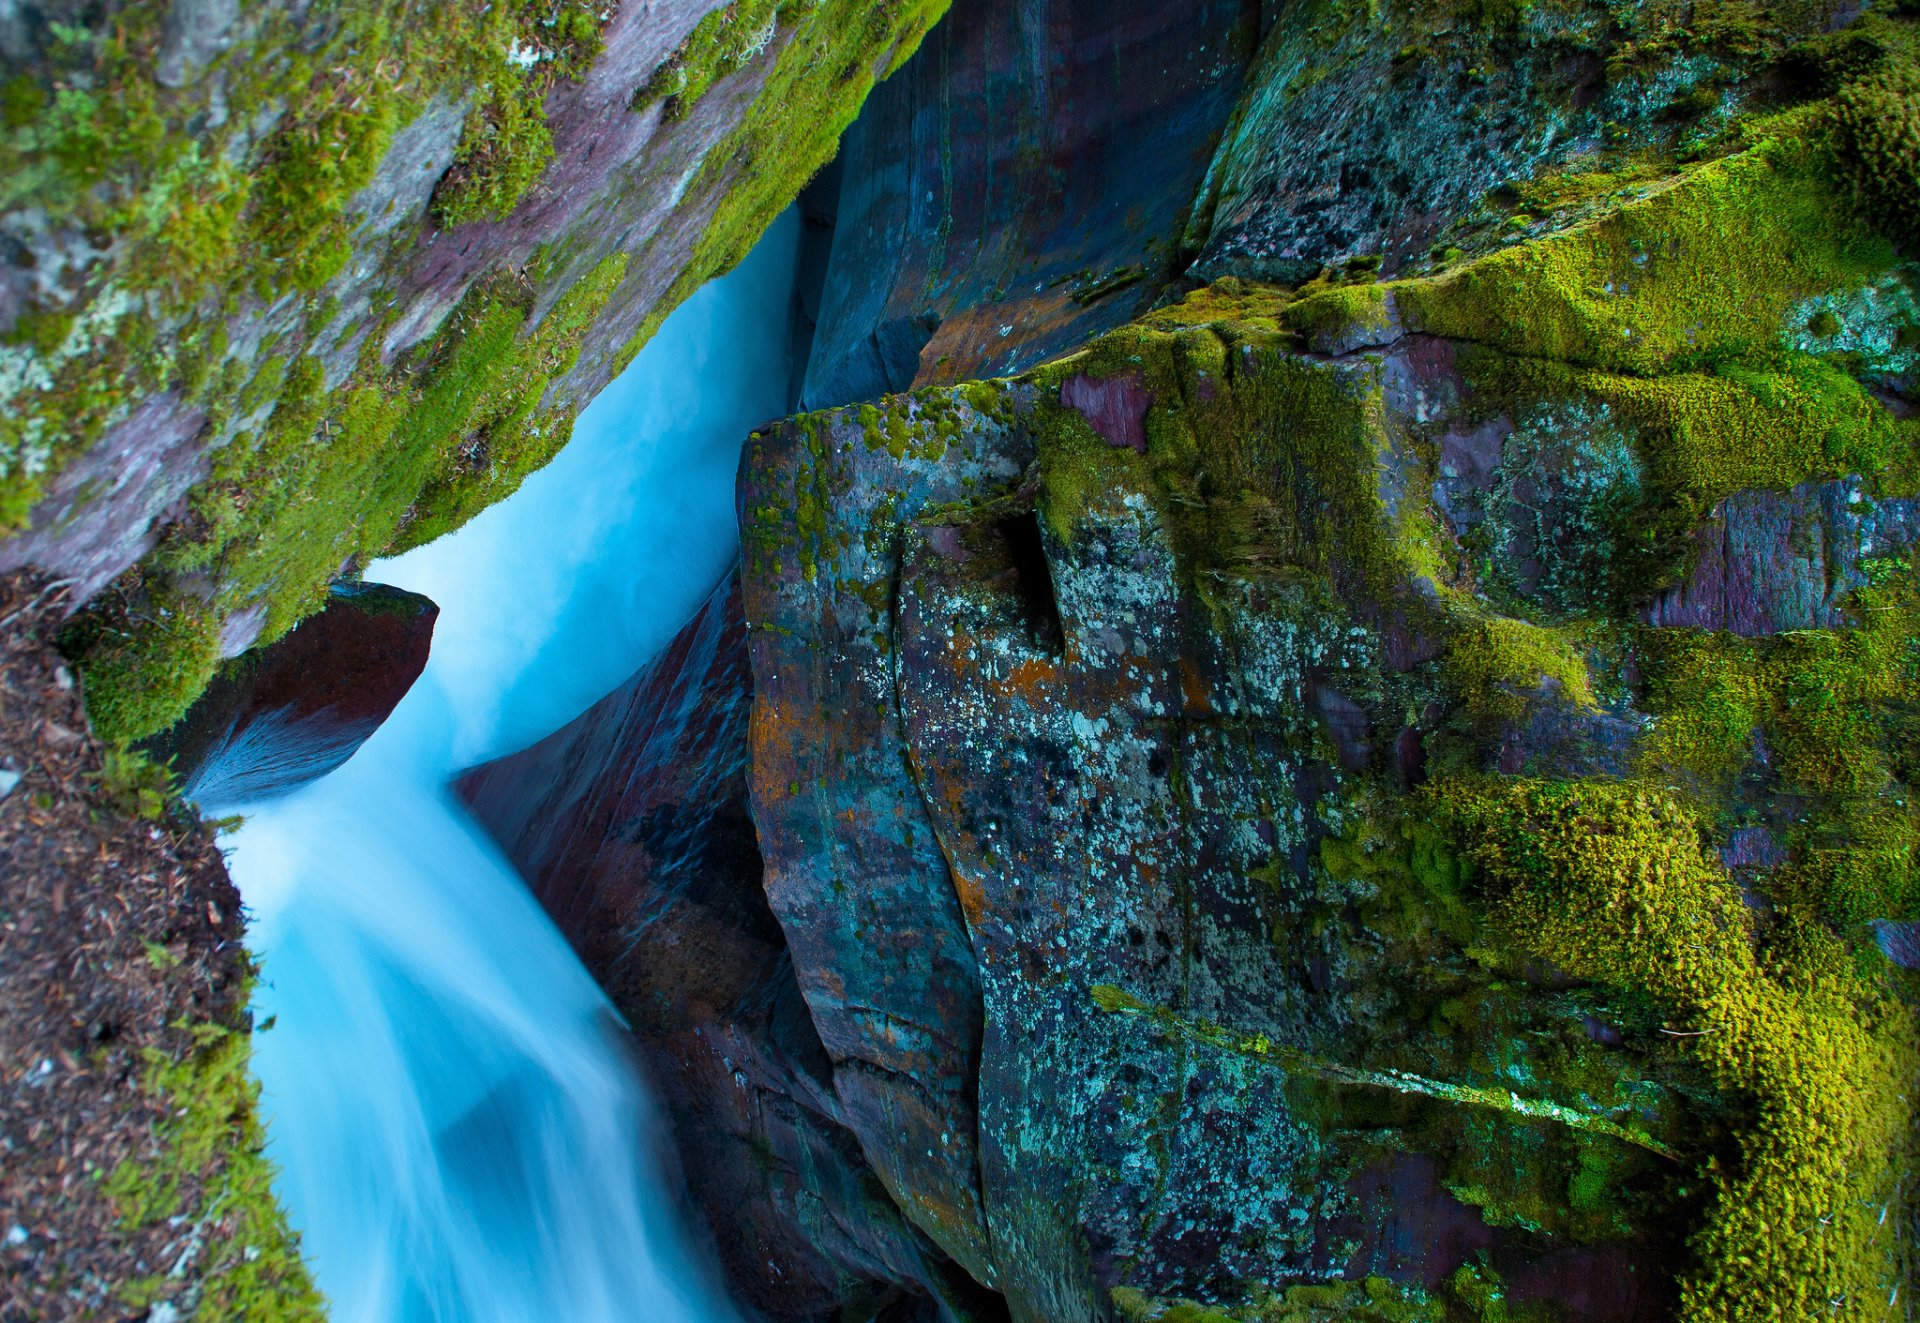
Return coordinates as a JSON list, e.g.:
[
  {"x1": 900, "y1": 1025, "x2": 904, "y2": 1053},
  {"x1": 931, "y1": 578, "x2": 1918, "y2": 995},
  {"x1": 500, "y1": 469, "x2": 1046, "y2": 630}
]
[{"x1": 223, "y1": 212, "x2": 803, "y2": 1323}]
